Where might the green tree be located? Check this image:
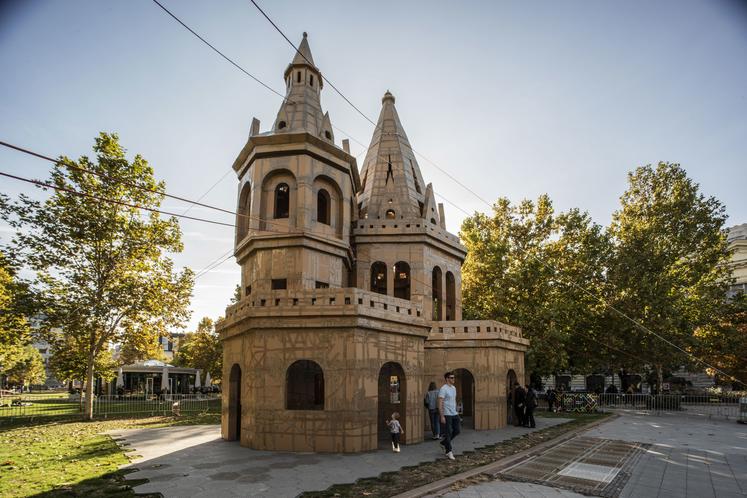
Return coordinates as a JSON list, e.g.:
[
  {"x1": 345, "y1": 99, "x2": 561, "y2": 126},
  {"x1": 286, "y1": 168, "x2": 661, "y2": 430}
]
[
  {"x1": 49, "y1": 332, "x2": 117, "y2": 386},
  {"x1": 230, "y1": 284, "x2": 241, "y2": 304},
  {"x1": 174, "y1": 317, "x2": 222, "y2": 383},
  {"x1": 1, "y1": 133, "x2": 193, "y2": 418},
  {"x1": 546, "y1": 209, "x2": 614, "y2": 374},
  {"x1": 5, "y1": 346, "x2": 46, "y2": 389},
  {"x1": 461, "y1": 195, "x2": 612, "y2": 375},
  {"x1": 116, "y1": 330, "x2": 167, "y2": 365},
  {"x1": 0, "y1": 251, "x2": 35, "y2": 373},
  {"x1": 607, "y1": 162, "x2": 731, "y2": 392},
  {"x1": 694, "y1": 293, "x2": 747, "y2": 388}
]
